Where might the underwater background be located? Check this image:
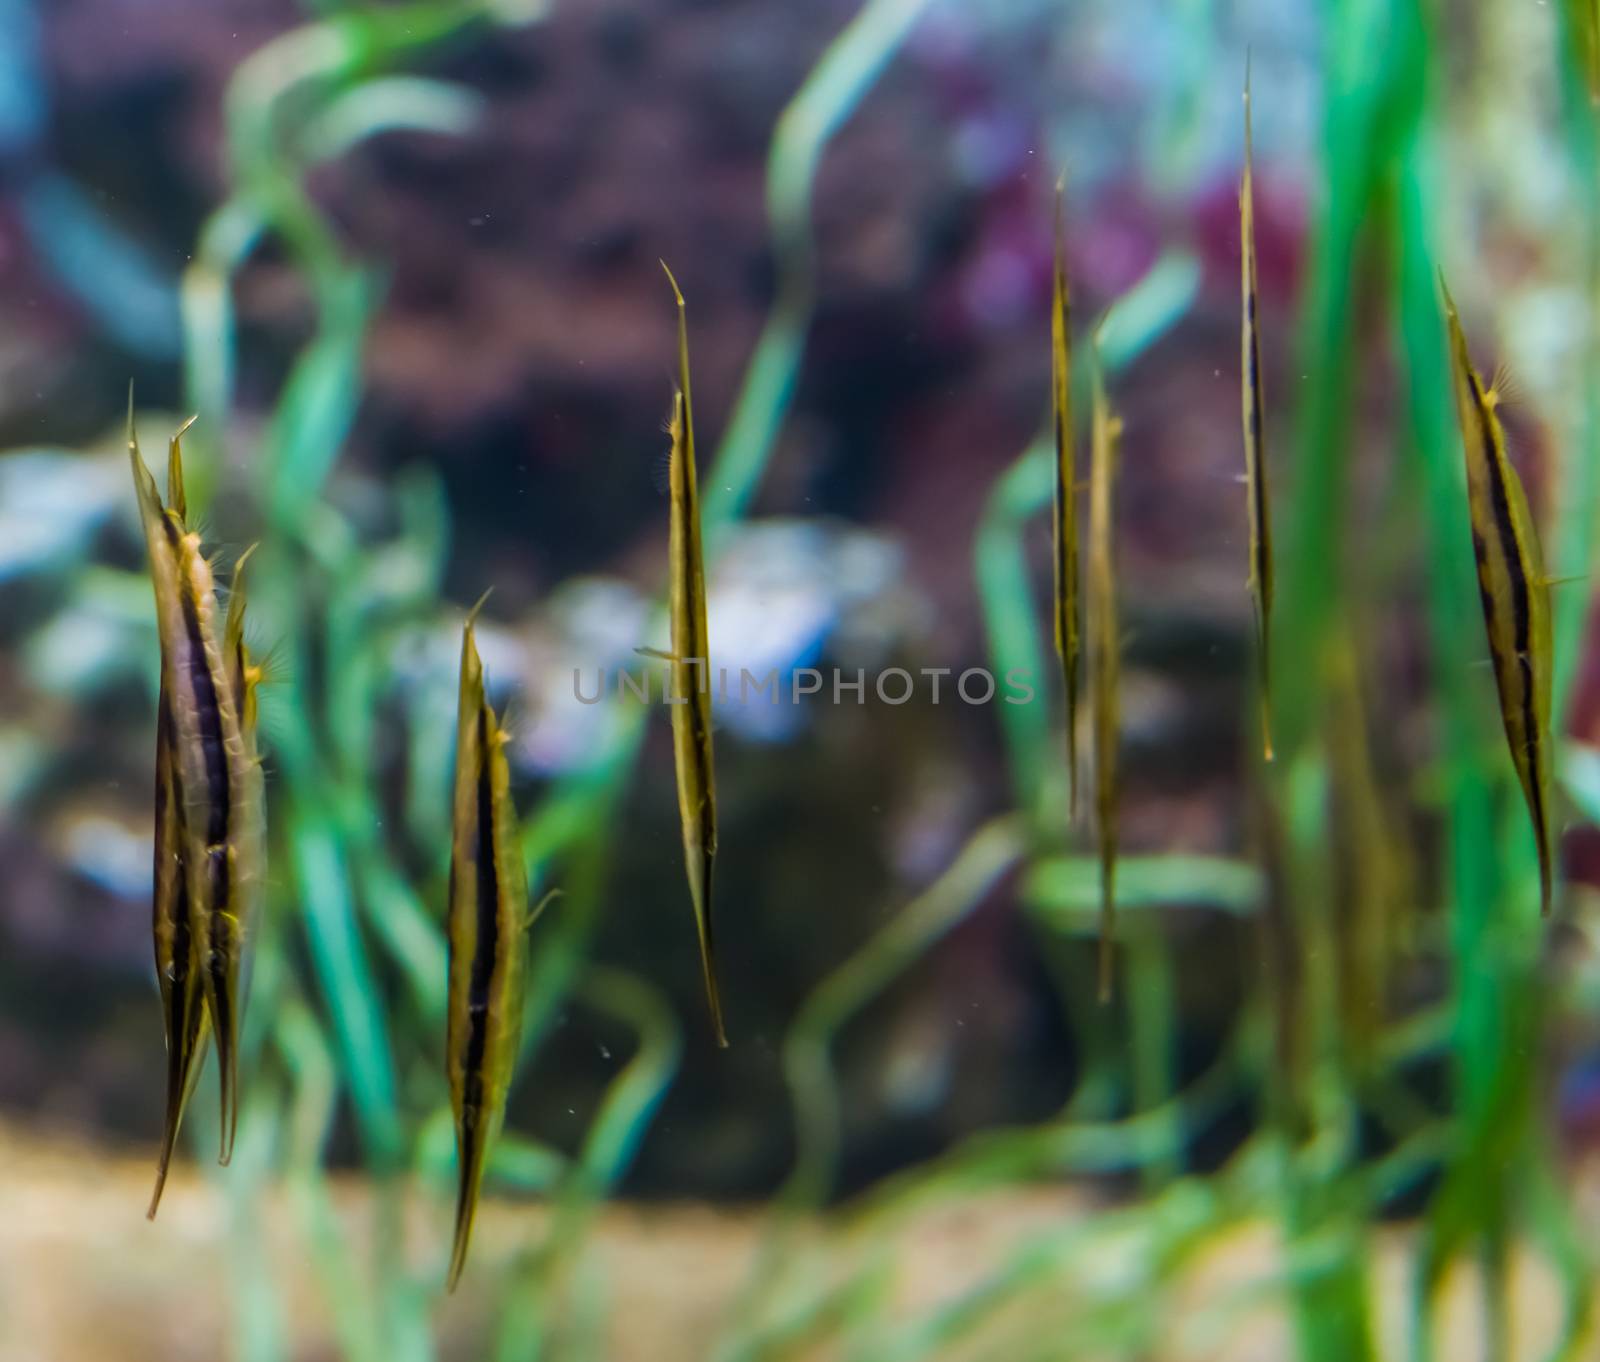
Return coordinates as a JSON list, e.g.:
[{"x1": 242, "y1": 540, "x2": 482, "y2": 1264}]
[{"x1": 6, "y1": 0, "x2": 1600, "y2": 1358}]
